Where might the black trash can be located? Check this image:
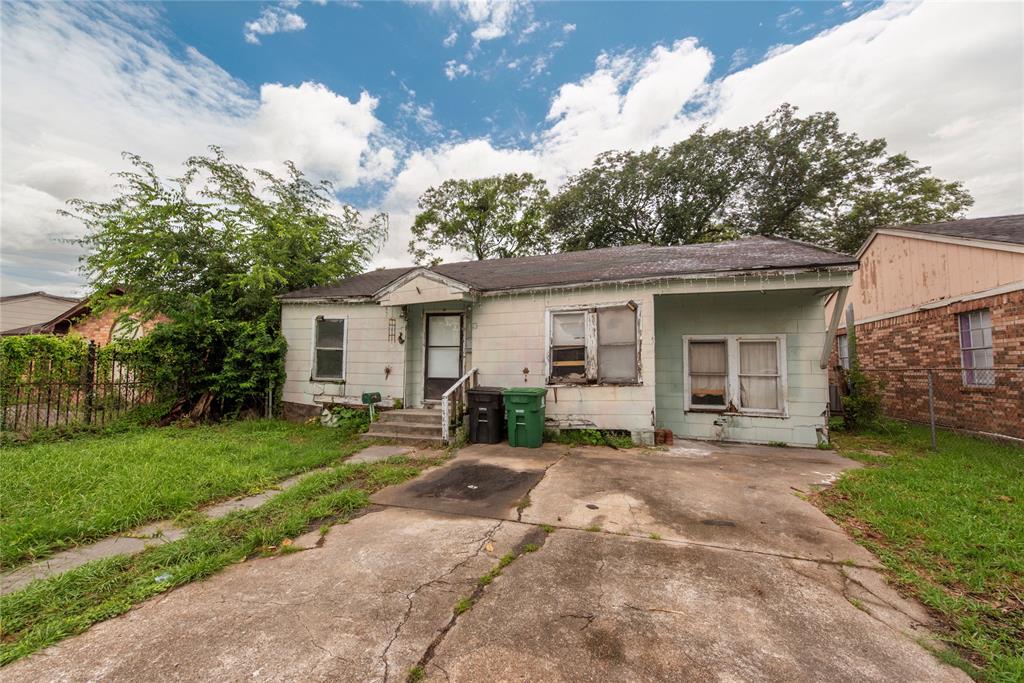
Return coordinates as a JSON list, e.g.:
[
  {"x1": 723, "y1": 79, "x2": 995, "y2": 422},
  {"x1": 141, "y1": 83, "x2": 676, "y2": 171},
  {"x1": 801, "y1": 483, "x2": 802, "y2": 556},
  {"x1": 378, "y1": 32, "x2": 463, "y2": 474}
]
[{"x1": 468, "y1": 387, "x2": 505, "y2": 444}]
